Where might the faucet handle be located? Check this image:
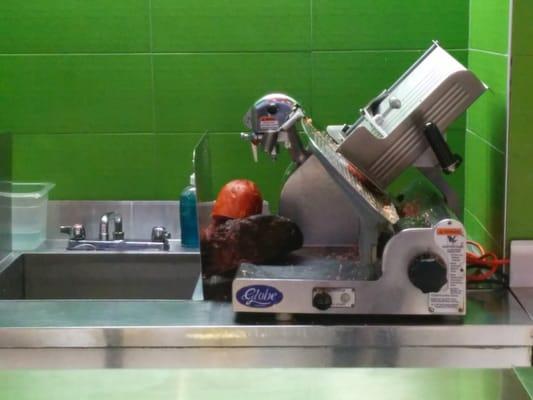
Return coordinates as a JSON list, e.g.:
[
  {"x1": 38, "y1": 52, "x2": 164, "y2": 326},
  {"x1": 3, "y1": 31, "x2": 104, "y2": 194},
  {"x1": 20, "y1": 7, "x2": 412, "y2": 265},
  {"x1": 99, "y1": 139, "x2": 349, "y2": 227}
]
[
  {"x1": 60, "y1": 224, "x2": 86, "y2": 240},
  {"x1": 151, "y1": 226, "x2": 171, "y2": 242},
  {"x1": 152, "y1": 226, "x2": 171, "y2": 250}
]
